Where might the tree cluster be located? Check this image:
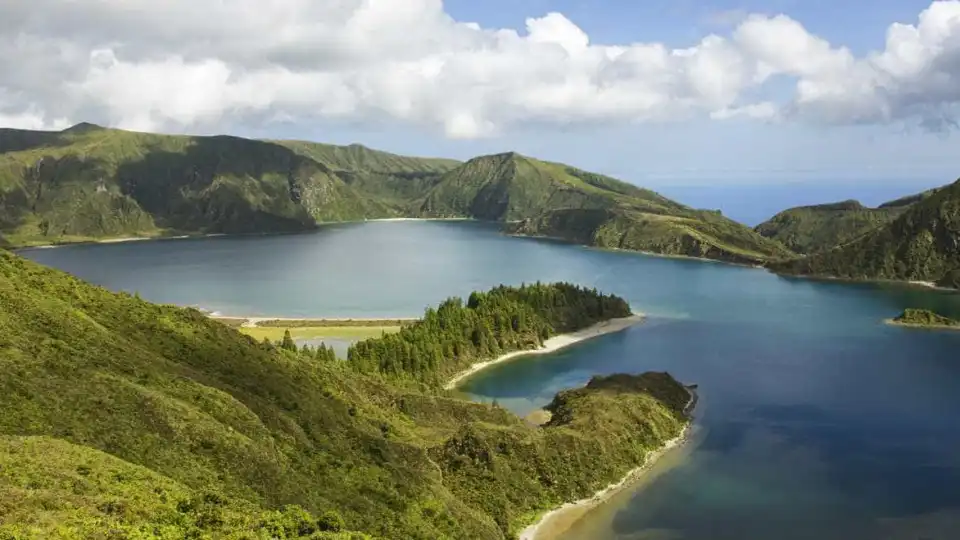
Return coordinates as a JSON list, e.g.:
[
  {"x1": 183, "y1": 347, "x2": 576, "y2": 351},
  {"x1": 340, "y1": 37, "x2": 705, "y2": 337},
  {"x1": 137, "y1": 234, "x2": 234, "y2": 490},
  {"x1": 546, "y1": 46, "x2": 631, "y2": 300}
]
[{"x1": 347, "y1": 282, "x2": 631, "y2": 383}]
